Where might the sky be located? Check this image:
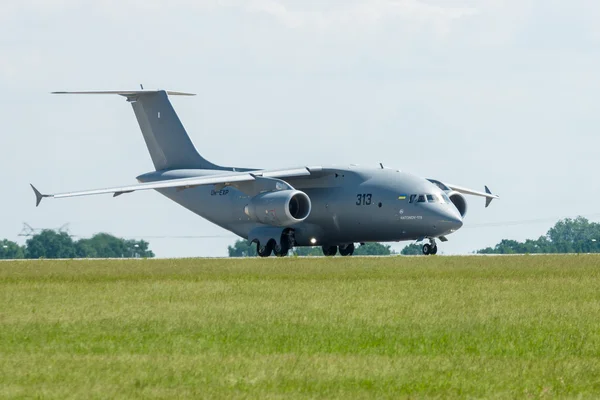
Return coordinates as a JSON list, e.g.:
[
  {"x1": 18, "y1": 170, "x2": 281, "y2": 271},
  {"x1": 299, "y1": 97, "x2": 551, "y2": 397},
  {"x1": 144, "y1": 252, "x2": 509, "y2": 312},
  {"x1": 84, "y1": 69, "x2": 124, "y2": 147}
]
[{"x1": 1, "y1": 0, "x2": 599, "y2": 257}]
